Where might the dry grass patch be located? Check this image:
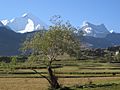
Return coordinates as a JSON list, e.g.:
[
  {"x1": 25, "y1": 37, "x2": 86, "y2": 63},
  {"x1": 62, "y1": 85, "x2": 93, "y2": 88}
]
[
  {"x1": 59, "y1": 77, "x2": 120, "y2": 86},
  {"x1": 0, "y1": 78, "x2": 48, "y2": 90},
  {"x1": 0, "y1": 77, "x2": 120, "y2": 90}
]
